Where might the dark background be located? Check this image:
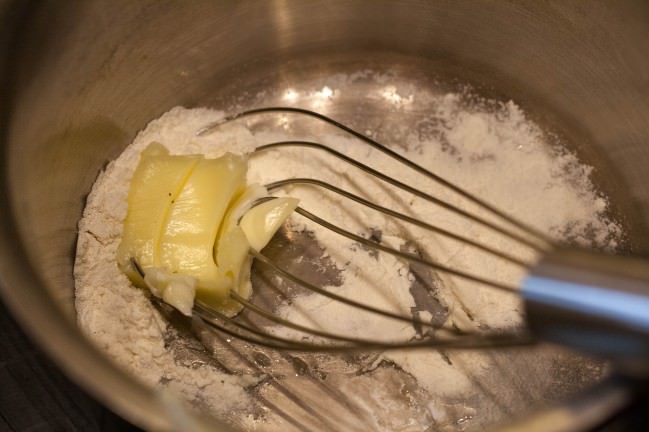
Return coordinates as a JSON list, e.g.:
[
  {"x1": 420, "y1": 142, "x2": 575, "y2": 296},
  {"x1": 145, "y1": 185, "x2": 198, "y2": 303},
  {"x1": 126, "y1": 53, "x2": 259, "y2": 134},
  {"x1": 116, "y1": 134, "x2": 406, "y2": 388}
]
[{"x1": 0, "y1": 299, "x2": 141, "y2": 432}]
